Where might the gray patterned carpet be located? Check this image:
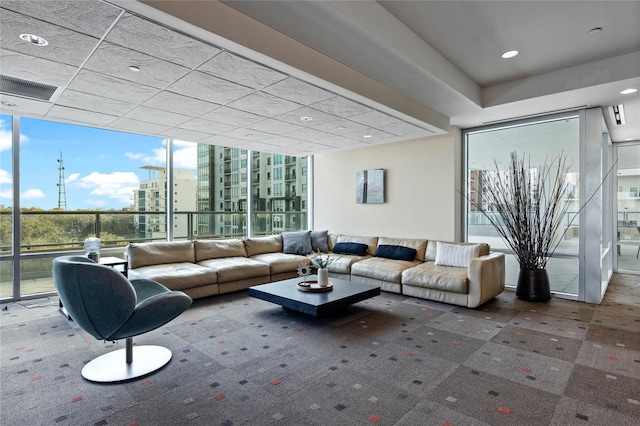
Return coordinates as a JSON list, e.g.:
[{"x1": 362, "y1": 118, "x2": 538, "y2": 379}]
[{"x1": 1, "y1": 273, "x2": 639, "y2": 425}]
